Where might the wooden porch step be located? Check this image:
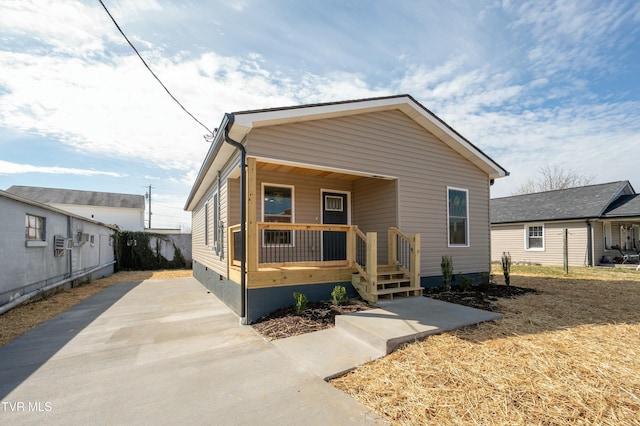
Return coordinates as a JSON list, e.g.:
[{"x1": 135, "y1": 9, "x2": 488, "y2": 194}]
[
  {"x1": 373, "y1": 286, "x2": 423, "y2": 298},
  {"x1": 377, "y1": 278, "x2": 411, "y2": 286}
]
